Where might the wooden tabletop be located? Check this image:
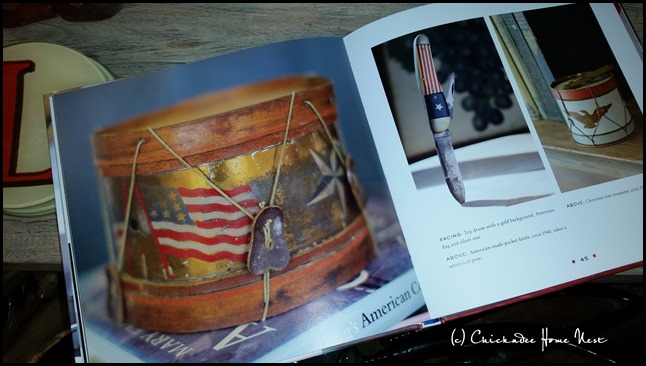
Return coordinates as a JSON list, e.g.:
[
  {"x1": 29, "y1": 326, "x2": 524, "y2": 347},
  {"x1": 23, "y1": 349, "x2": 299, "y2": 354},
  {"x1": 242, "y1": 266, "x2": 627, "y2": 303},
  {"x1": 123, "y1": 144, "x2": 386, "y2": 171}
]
[{"x1": 3, "y1": 3, "x2": 643, "y2": 271}]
